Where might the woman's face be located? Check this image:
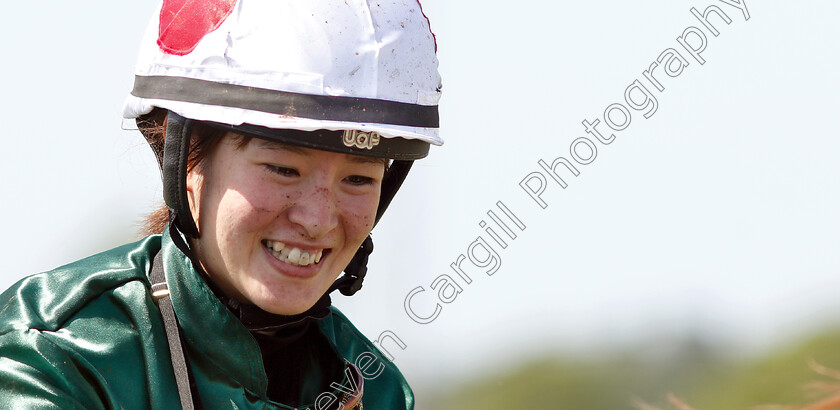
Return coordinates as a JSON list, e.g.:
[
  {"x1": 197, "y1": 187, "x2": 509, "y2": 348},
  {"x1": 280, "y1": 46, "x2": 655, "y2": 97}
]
[{"x1": 187, "y1": 134, "x2": 384, "y2": 315}]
